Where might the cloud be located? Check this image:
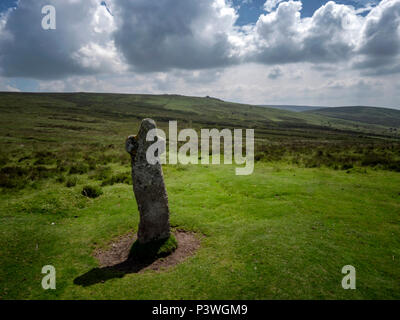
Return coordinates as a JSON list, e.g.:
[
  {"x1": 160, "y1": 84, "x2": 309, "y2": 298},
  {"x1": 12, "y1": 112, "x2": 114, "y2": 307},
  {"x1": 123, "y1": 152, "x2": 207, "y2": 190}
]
[
  {"x1": 0, "y1": 0, "x2": 122, "y2": 79},
  {"x1": 243, "y1": 0, "x2": 400, "y2": 78},
  {"x1": 0, "y1": 0, "x2": 399, "y2": 109},
  {"x1": 264, "y1": 0, "x2": 285, "y2": 12},
  {"x1": 0, "y1": 78, "x2": 20, "y2": 92},
  {"x1": 251, "y1": 1, "x2": 304, "y2": 64},
  {"x1": 353, "y1": 0, "x2": 400, "y2": 74},
  {"x1": 34, "y1": 61, "x2": 399, "y2": 108},
  {"x1": 1, "y1": 0, "x2": 400, "y2": 77},
  {"x1": 112, "y1": 0, "x2": 239, "y2": 72},
  {"x1": 250, "y1": 1, "x2": 364, "y2": 64},
  {"x1": 268, "y1": 67, "x2": 283, "y2": 79}
]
